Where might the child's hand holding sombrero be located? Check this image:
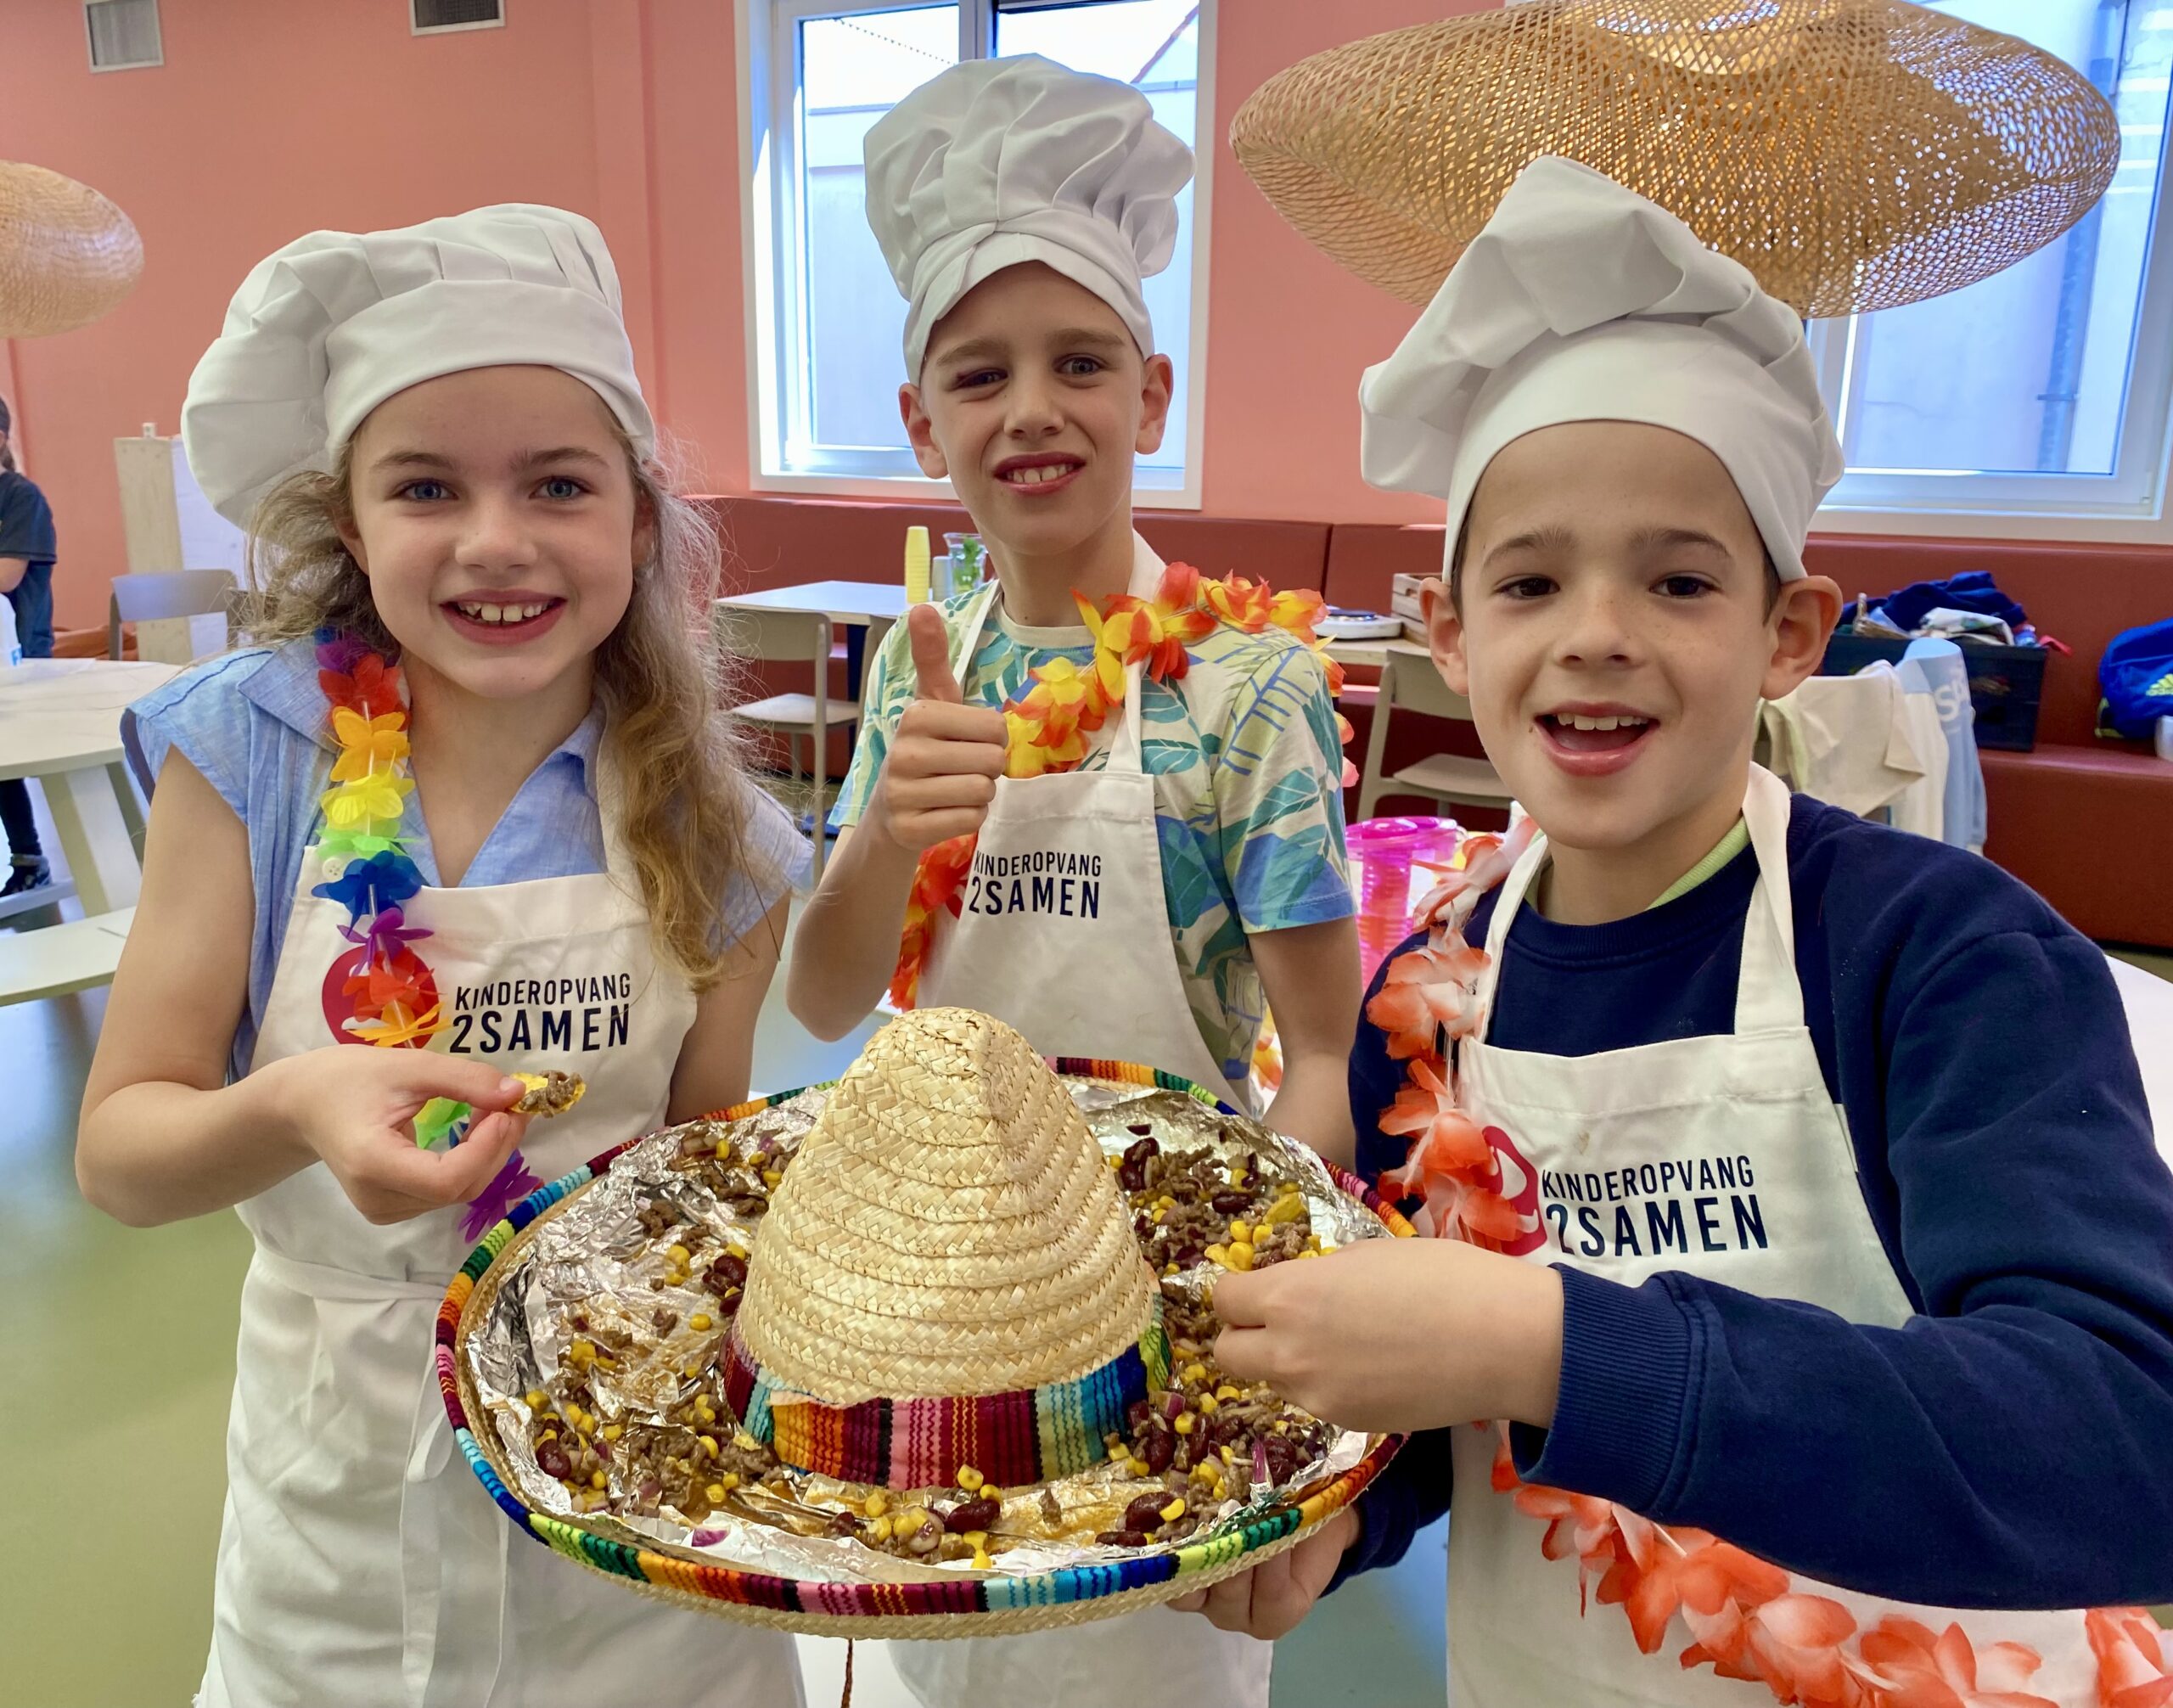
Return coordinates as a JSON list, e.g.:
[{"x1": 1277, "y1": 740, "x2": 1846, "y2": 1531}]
[
  {"x1": 866, "y1": 604, "x2": 1009, "y2": 851},
  {"x1": 1210, "y1": 1237, "x2": 1565, "y2": 1436}
]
